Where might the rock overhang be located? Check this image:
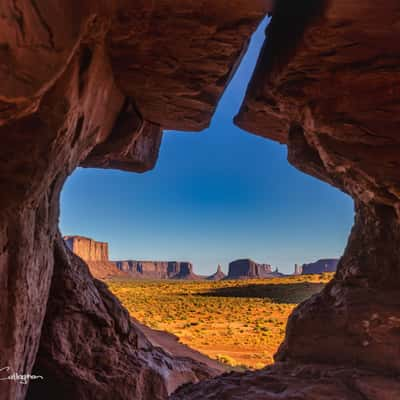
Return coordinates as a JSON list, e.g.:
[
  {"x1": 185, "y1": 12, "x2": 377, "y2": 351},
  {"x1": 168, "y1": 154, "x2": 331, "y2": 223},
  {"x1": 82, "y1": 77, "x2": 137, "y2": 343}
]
[{"x1": 1, "y1": 1, "x2": 400, "y2": 399}]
